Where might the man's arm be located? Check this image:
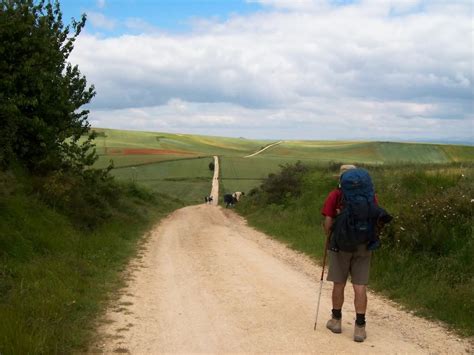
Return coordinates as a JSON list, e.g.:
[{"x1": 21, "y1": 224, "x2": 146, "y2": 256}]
[{"x1": 324, "y1": 216, "x2": 334, "y2": 237}]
